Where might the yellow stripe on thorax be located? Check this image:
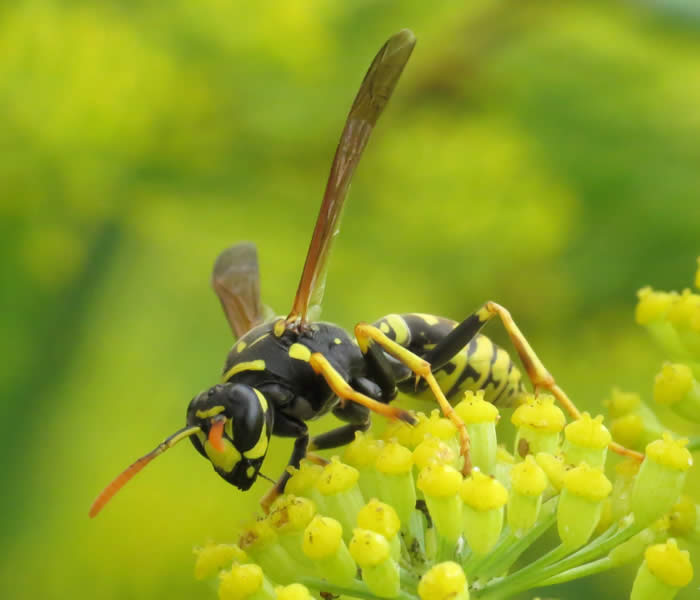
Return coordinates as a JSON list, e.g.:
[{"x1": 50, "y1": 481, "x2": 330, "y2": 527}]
[
  {"x1": 289, "y1": 343, "x2": 311, "y2": 362},
  {"x1": 222, "y1": 359, "x2": 266, "y2": 382}
]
